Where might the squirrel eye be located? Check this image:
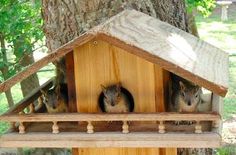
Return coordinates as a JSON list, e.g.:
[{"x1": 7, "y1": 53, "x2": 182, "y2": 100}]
[
  {"x1": 195, "y1": 94, "x2": 199, "y2": 98},
  {"x1": 181, "y1": 92, "x2": 185, "y2": 97}
]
